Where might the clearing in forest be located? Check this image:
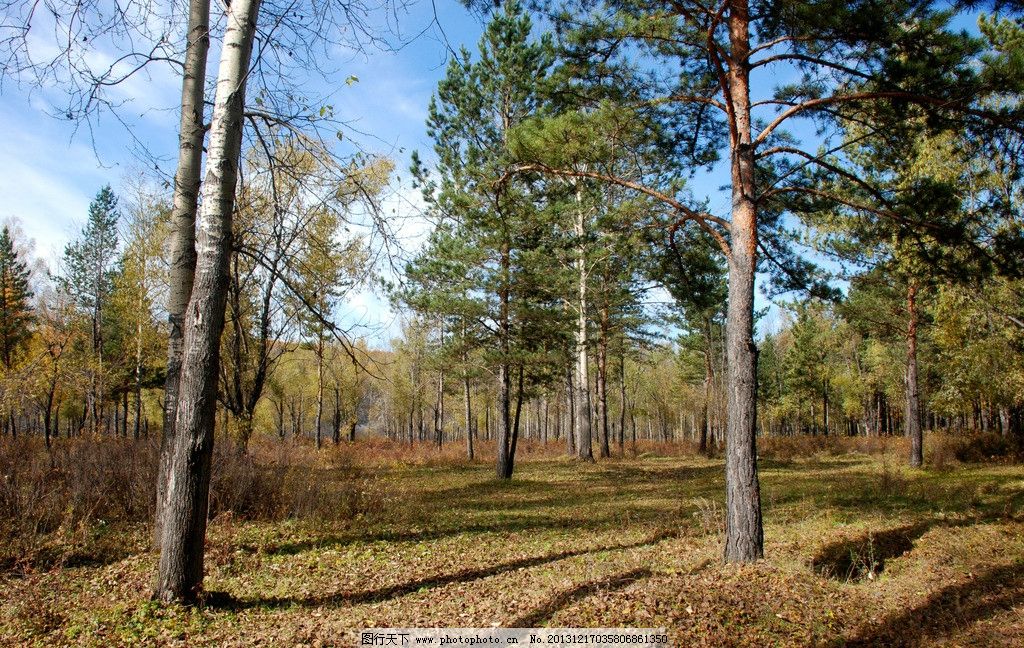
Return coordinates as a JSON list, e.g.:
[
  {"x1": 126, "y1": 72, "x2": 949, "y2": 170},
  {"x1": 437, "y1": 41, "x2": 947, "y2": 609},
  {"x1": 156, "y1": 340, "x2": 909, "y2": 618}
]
[{"x1": 2, "y1": 442, "x2": 1023, "y2": 646}]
